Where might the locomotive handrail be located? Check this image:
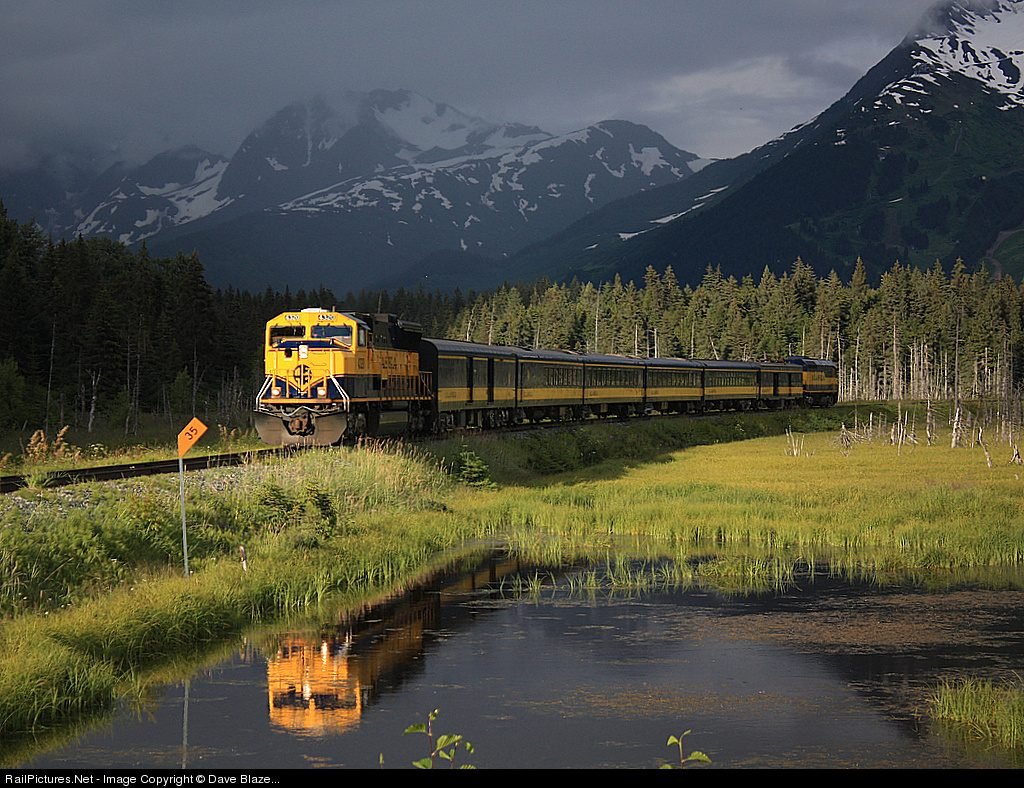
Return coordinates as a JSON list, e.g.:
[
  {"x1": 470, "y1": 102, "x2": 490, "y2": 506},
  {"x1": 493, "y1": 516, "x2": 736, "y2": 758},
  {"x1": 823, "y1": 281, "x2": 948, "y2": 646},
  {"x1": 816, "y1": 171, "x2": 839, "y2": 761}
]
[
  {"x1": 329, "y1": 375, "x2": 350, "y2": 411},
  {"x1": 255, "y1": 376, "x2": 272, "y2": 409}
]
